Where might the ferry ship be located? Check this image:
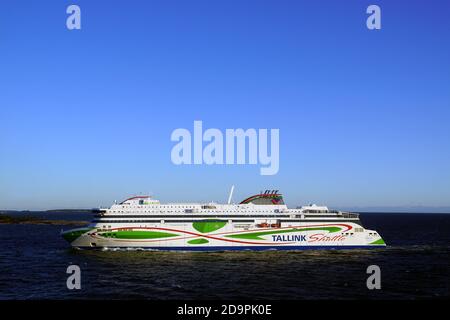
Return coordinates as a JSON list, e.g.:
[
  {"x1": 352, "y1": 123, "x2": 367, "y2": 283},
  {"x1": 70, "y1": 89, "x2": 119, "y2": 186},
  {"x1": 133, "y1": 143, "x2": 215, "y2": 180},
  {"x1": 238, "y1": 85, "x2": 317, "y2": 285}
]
[{"x1": 61, "y1": 189, "x2": 386, "y2": 250}]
